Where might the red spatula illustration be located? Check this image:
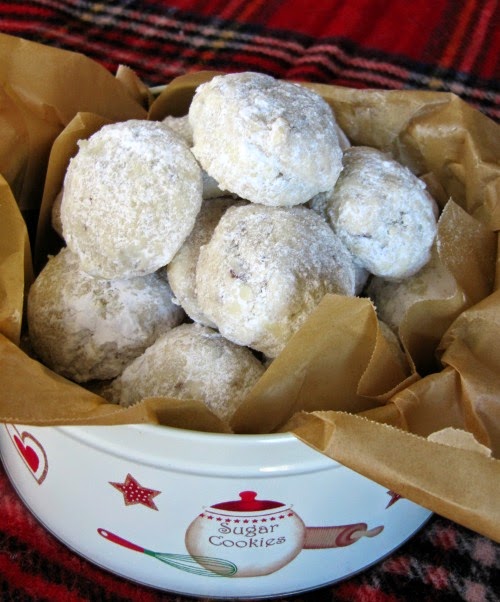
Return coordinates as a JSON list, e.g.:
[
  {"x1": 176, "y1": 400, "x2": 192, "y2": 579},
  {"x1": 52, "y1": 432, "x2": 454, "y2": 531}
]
[{"x1": 97, "y1": 528, "x2": 237, "y2": 577}]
